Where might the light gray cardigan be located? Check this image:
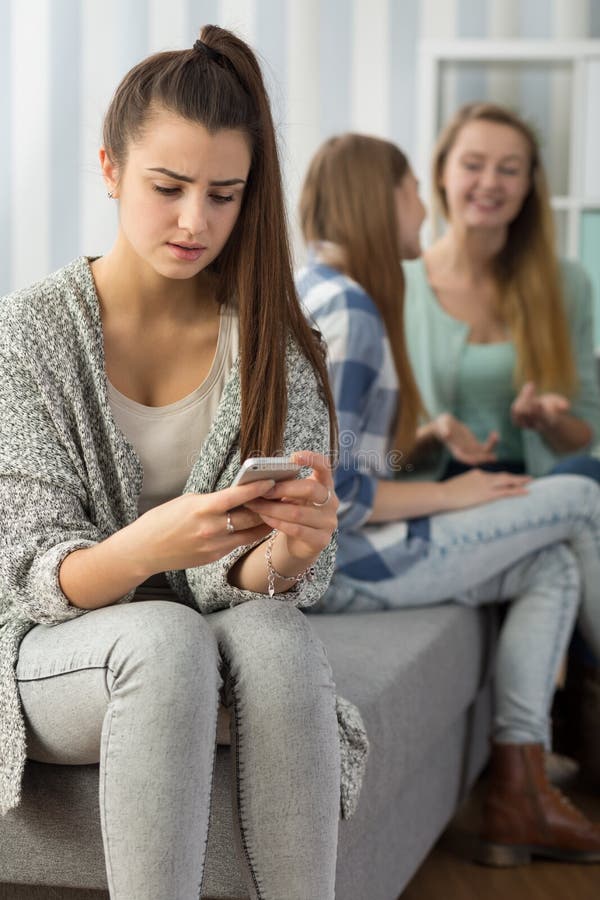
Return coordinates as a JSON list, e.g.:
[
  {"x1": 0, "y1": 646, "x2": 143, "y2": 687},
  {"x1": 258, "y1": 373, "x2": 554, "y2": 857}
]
[{"x1": 0, "y1": 257, "x2": 368, "y2": 818}]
